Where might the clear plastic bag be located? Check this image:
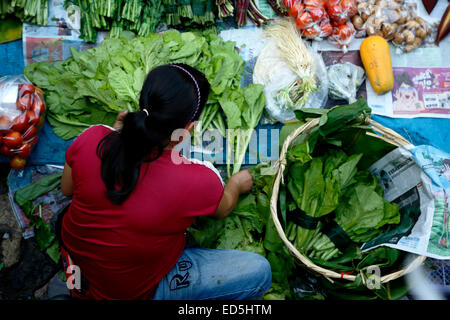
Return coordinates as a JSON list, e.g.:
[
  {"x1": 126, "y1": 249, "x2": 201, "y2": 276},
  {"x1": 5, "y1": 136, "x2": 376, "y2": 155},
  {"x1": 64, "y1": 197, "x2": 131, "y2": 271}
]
[
  {"x1": 392, "y1": 16, "x2": 432, "y2": 53},
  {"x1": 0, "y1": 75, "x2": 46, "y2": 169},
  {"x1": 289, "y1": 0, "x2": 332, "y2": 41},
  {"x1": 353, "y1": 0, "x2": 430, "y2": 53},
  {"x1": 325, "y1": 0, "x2": 357, "y2": 25},
  {"x1": 327, "y1": 62, "x2": 365, "y2": 103},
  {"x1": 253, "y1": 42, "x2": 328, "y2": 122},
  {"x1": 329, "y1": 20, "x2": 356, "y2": 53}
]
